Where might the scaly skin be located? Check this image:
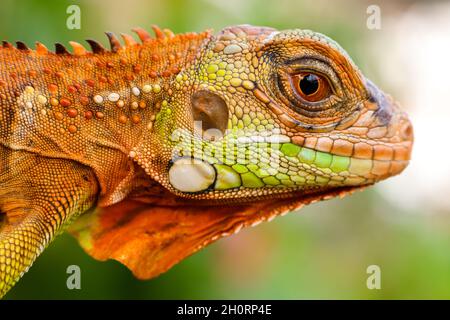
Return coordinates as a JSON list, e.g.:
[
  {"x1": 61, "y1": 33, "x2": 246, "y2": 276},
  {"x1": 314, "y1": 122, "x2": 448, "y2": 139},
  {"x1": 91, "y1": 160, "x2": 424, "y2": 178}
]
[{"x1": 0, "y1": 25, "x2": 413, "y2": 297}]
